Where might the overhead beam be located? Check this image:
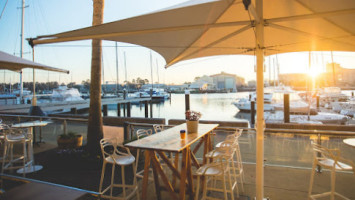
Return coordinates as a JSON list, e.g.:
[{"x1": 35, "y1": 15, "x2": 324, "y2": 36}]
[
  {"x1": 267, "y1": 8, "x2": 355, "y2": 23},
  {"x1": 30, "y1": 20, "x2": 252, "y2": 46},
  {"x1": 268, "y1": 23, "x2": 355, "y2": 49}
]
